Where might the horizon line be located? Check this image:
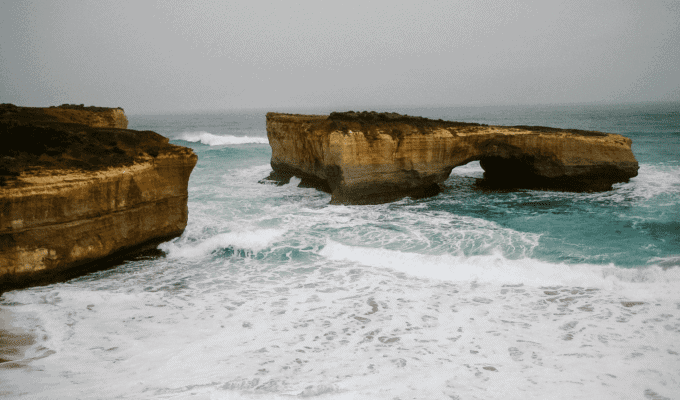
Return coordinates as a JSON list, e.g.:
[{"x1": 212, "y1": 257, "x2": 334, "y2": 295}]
[{"x1": 124, "y1": 99, "x2": 680, "y2": 116}]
